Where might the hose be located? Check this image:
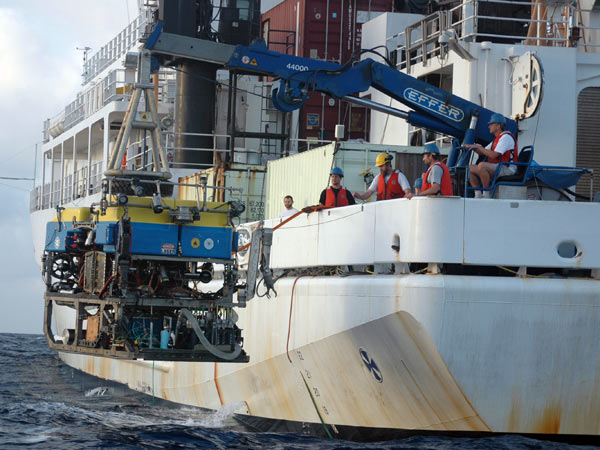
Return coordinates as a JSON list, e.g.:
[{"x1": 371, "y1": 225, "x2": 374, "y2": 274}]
[
  {"x1": 180, "y1": 308, "x2": 242, "y2": 361},
  {"x1": 564, "y1": 187, "x2": 592, "y2": 201}
]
